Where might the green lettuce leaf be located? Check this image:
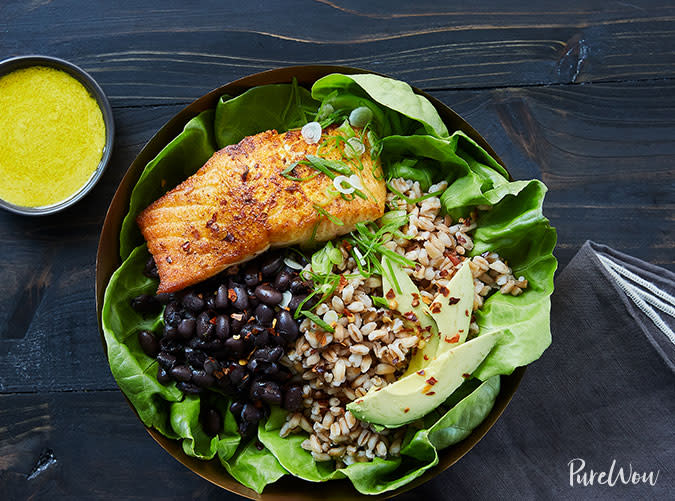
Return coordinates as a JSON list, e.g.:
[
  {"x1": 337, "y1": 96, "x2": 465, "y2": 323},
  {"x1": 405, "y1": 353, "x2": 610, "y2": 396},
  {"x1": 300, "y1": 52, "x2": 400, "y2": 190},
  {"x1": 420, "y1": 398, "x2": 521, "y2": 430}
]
[
  {"x1": 312, "y1": 74, "x2": 449, "y2": 138},
  {"x1": 214, "y1": 81, "x2": 319, "y2": 149},
  {"x1": 119, "y1": 111, "x2": 217, "y2": 259},
  {"x1": 102, "y1": 244, "x2": 182, "y2": 437},
  {"x1": 170, "y1": 396, "x2": 219, "y2": 459},
  {"x1": 221, "y1": 438, "x2": 288, "y2": 494}
]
